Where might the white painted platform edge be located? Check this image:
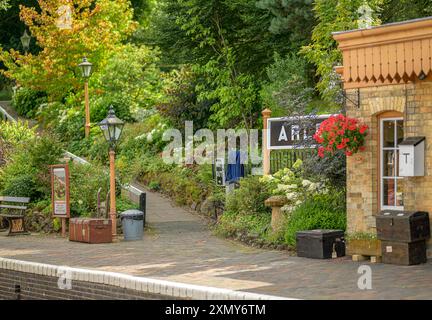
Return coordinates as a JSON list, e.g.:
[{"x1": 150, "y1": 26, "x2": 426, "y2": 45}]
[{"x1": 0, "y1": 257, "x2": 295, "y2": 300}]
